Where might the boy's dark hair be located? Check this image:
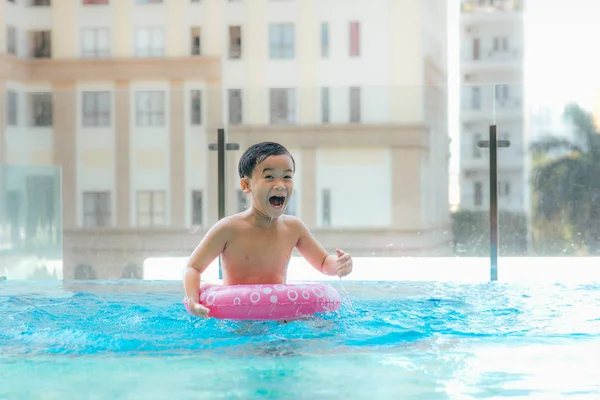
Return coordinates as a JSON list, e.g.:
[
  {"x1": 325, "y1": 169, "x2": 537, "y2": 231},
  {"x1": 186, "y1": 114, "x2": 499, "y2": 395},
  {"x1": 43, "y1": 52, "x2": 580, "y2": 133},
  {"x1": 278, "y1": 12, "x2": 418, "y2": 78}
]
[{"x1": 238, "y1": 142, "x2": 296, "y2": 178}]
